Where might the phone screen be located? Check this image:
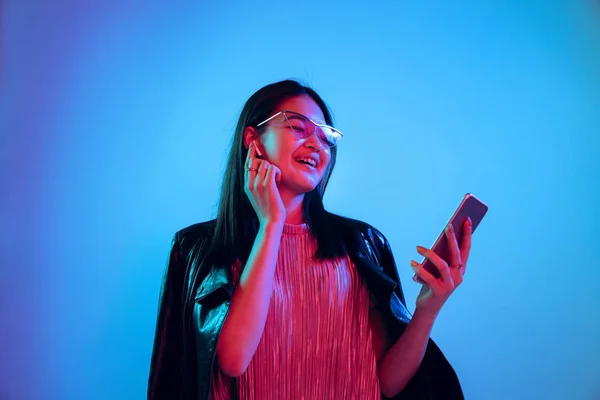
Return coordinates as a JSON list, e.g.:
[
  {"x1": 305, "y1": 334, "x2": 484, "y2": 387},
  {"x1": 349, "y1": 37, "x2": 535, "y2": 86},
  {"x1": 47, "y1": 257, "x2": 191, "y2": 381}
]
[{"x1": 420, "y1": 193, "x2": 488, "y2": 279}]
